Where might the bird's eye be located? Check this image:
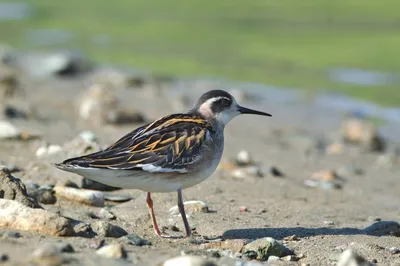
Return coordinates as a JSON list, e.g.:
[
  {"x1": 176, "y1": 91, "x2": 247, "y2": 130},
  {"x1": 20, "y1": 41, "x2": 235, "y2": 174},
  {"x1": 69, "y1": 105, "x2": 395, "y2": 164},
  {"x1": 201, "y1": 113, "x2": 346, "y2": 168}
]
[{"x1": 220, "y1": 99, "x2": 230, "y2": 107}]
